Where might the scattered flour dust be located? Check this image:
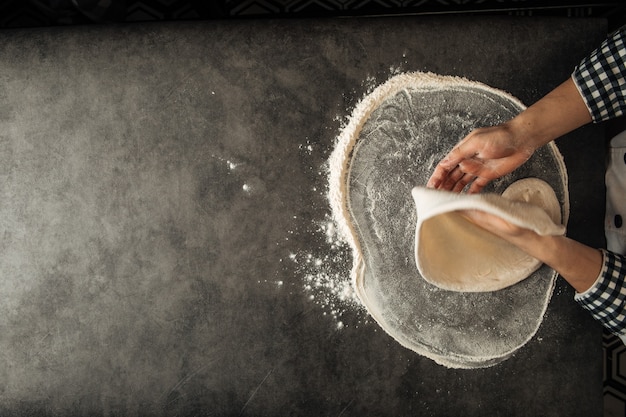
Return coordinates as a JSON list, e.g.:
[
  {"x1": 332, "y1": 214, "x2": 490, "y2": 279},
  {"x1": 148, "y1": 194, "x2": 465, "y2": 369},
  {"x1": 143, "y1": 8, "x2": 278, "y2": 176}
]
[
  {"x1": 282, "y1": 72, "x2": 431, "y2": 330},
  {"x1": 286, "y1": 214, "x2": 366, "y2": 330},
  {"x1": 282, "y1": 71, "x2": 443, "y2": 331},
  {"x1": 283, "y1": 71, "x2": 448, "y2": 331},
  {"x1": 212, "y1": 149, "x2": 365, "y2": 329}
]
